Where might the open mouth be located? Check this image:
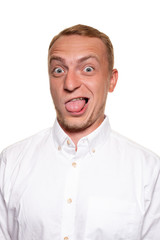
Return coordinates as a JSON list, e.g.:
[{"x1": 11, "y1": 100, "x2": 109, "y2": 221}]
[{"x1": 65, "y1": 97, "x2": 89, "y2": 113}]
